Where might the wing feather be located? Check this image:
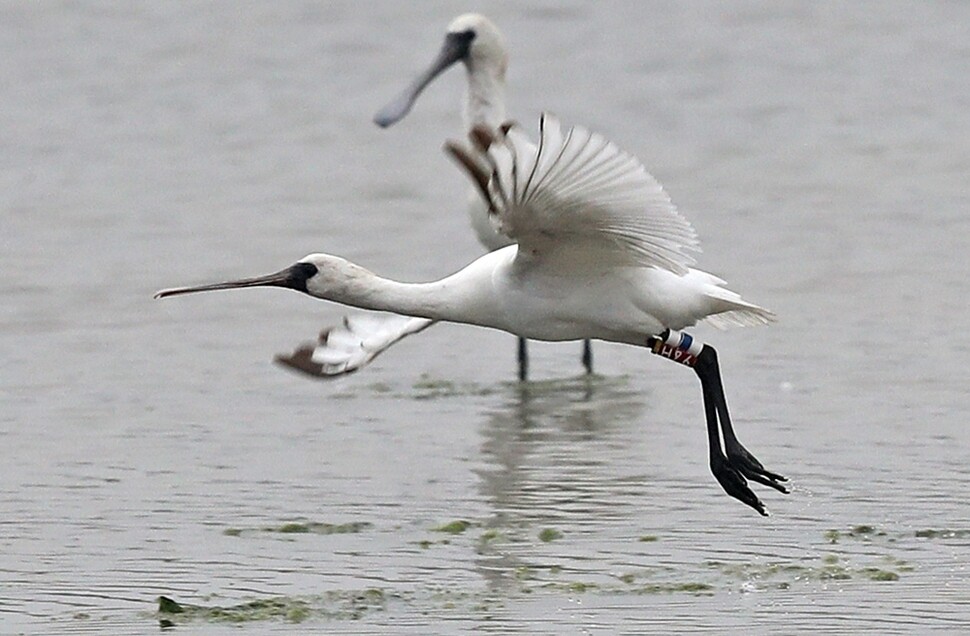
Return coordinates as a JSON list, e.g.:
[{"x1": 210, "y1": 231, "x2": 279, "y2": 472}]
[
  {"x1": 274, "y1": 314, "x2": 434, "y2": 378},
  {"x1": 450, "y1": 113, "x2": 699, "y2": 274}
]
